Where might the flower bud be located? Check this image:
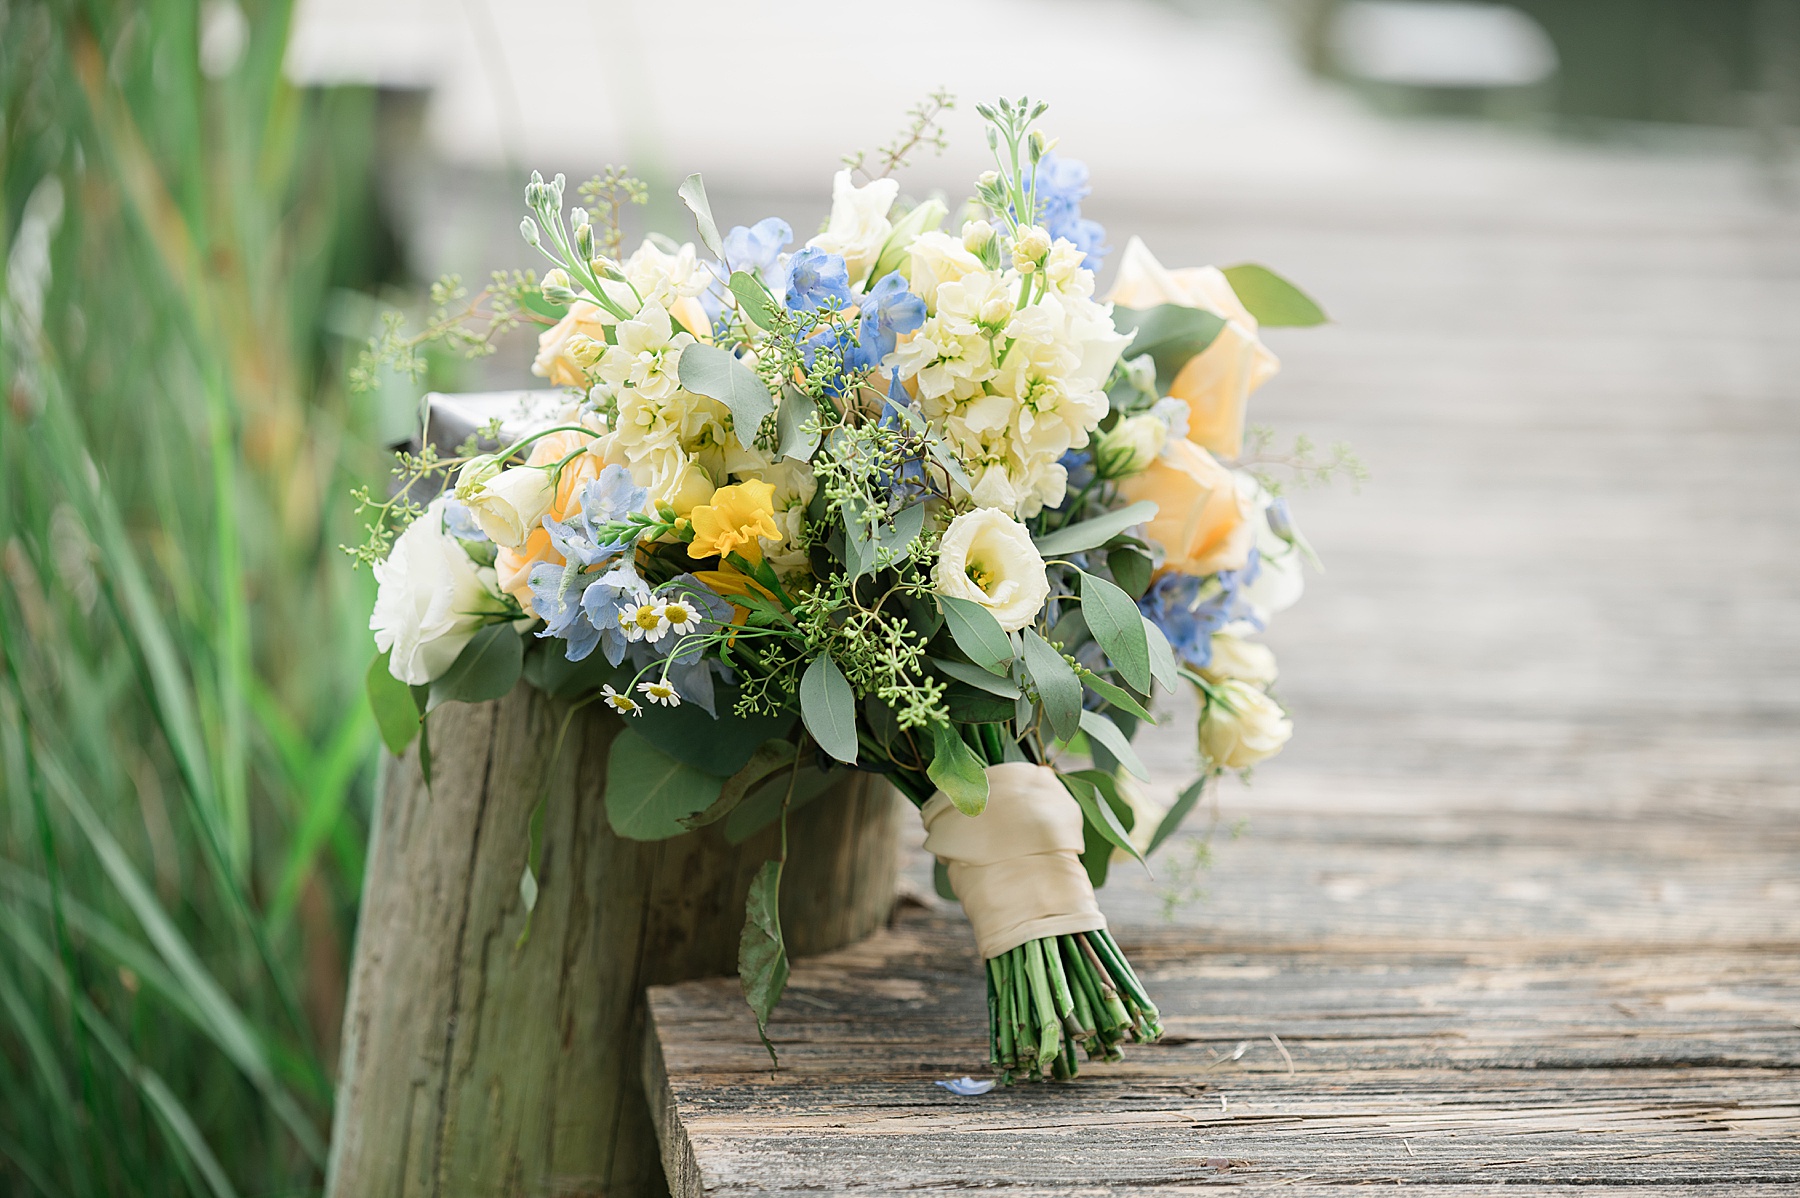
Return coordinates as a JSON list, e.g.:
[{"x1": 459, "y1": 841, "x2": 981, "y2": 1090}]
[
  {"x1": 1125, "y1": 353, "x2": 1157, "y2": 395},
  {"x1": 1094, "y1": 413, "x2": 1168, "y2": 478},
  {"x1": 977, "y1": 293, "x2": 1015, "y2": 327},
  {"x1": 962, "y1": 219, "x2": 996, "y2": 254},
  {"x1": 1011, "y1": 224, "x2": 1050, "y2": 270},
  {"x1": 1266, "y1": 496, "x2": 1295, "y2": 543},
  {"x1": 564, "y1": 334, "x2": 605, "y2": 369},
  {"x1": 520, "y1": 216, "x2": 541, "y2": 248},
  {"x1": 590, "y1": 256, "x2": 624, "y2": 281},
  {"x1": 977, "y1": 170, "x2": 1000, "y2": 190},
  {"x1": 541, "y1": 268, "x2": 577, "y2": 305},
  {"x1": 455, "y1": 454, "x2": 502, "y2": 498}
]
